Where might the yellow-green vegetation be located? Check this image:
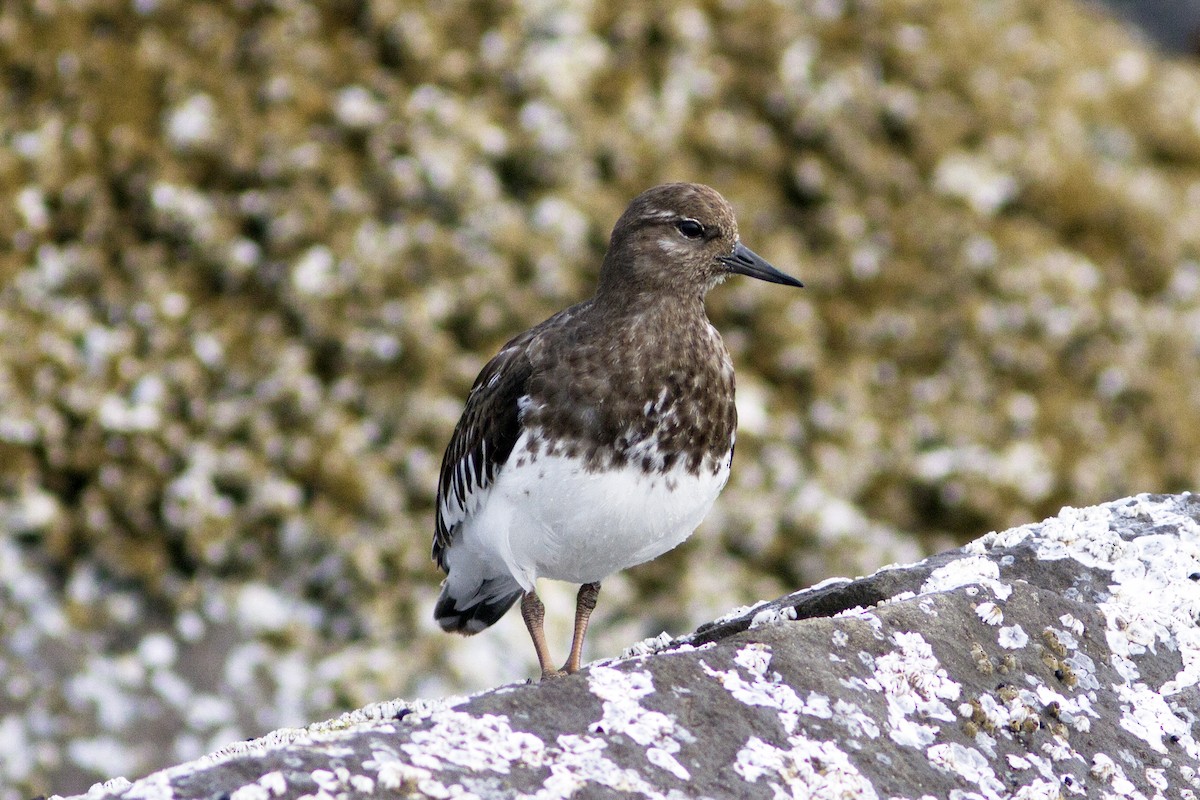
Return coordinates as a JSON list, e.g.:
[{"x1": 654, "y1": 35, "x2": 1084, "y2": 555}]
[{"x1": 1, "y1": 0, "x2": 1198, "y2": 795}]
